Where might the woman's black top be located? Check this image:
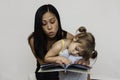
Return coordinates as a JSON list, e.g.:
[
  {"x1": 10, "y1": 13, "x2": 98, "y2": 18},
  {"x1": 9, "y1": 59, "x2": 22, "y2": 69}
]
[{"x1": 35, "y1": 30, "x2": 67, "y2": 80}]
